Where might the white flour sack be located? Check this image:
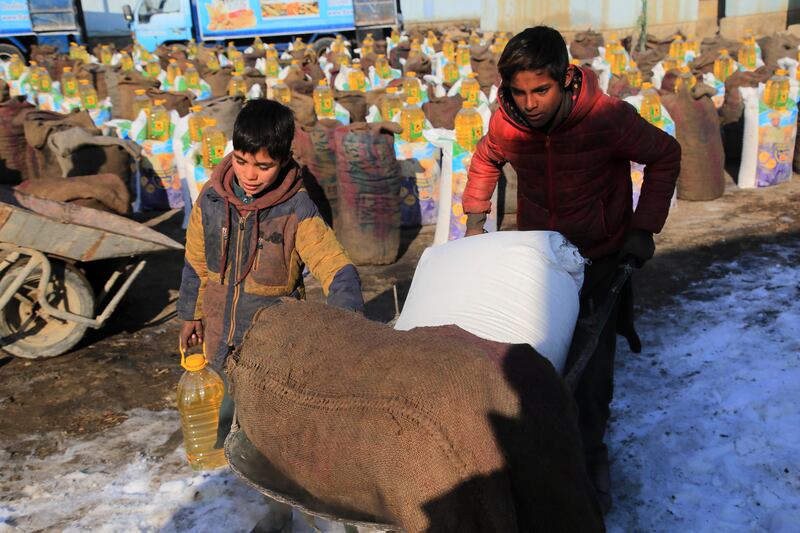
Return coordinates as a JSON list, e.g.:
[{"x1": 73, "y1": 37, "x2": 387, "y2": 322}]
[{"x1": 395, "y1": 231, "x2": 586, "y2": 373}]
